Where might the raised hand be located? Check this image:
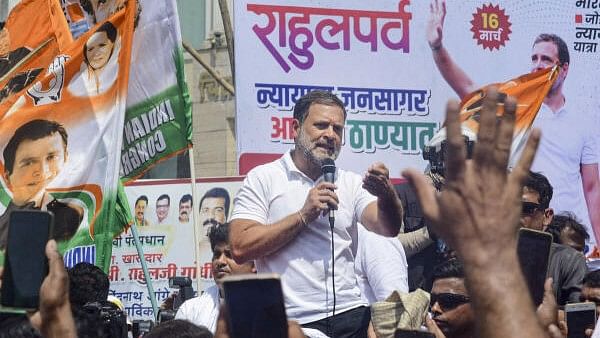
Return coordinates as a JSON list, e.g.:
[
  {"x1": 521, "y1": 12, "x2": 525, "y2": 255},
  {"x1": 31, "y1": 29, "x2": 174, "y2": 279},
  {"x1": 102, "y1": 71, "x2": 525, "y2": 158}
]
[
  {"x1": 362, "y1": 162, "x2": 396, "y2": 200},
  {"x1": 402, "y1": 88, "x2": 539, "y2": 264},
  {"x1": 427, "y1": 0, "x2": 447, "y2": 50}
]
